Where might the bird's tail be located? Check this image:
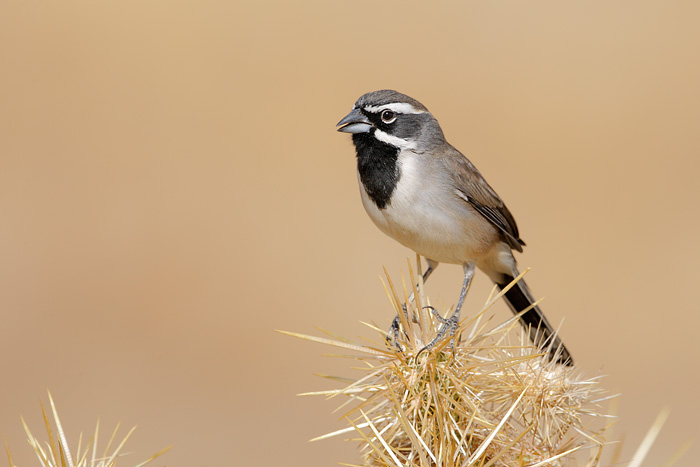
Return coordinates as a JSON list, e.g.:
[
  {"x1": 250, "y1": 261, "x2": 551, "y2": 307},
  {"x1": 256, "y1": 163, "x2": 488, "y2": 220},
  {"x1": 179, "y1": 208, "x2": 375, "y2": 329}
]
[{"x1": 496, "y1": 272, "x2": 573, "y2": 366}]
